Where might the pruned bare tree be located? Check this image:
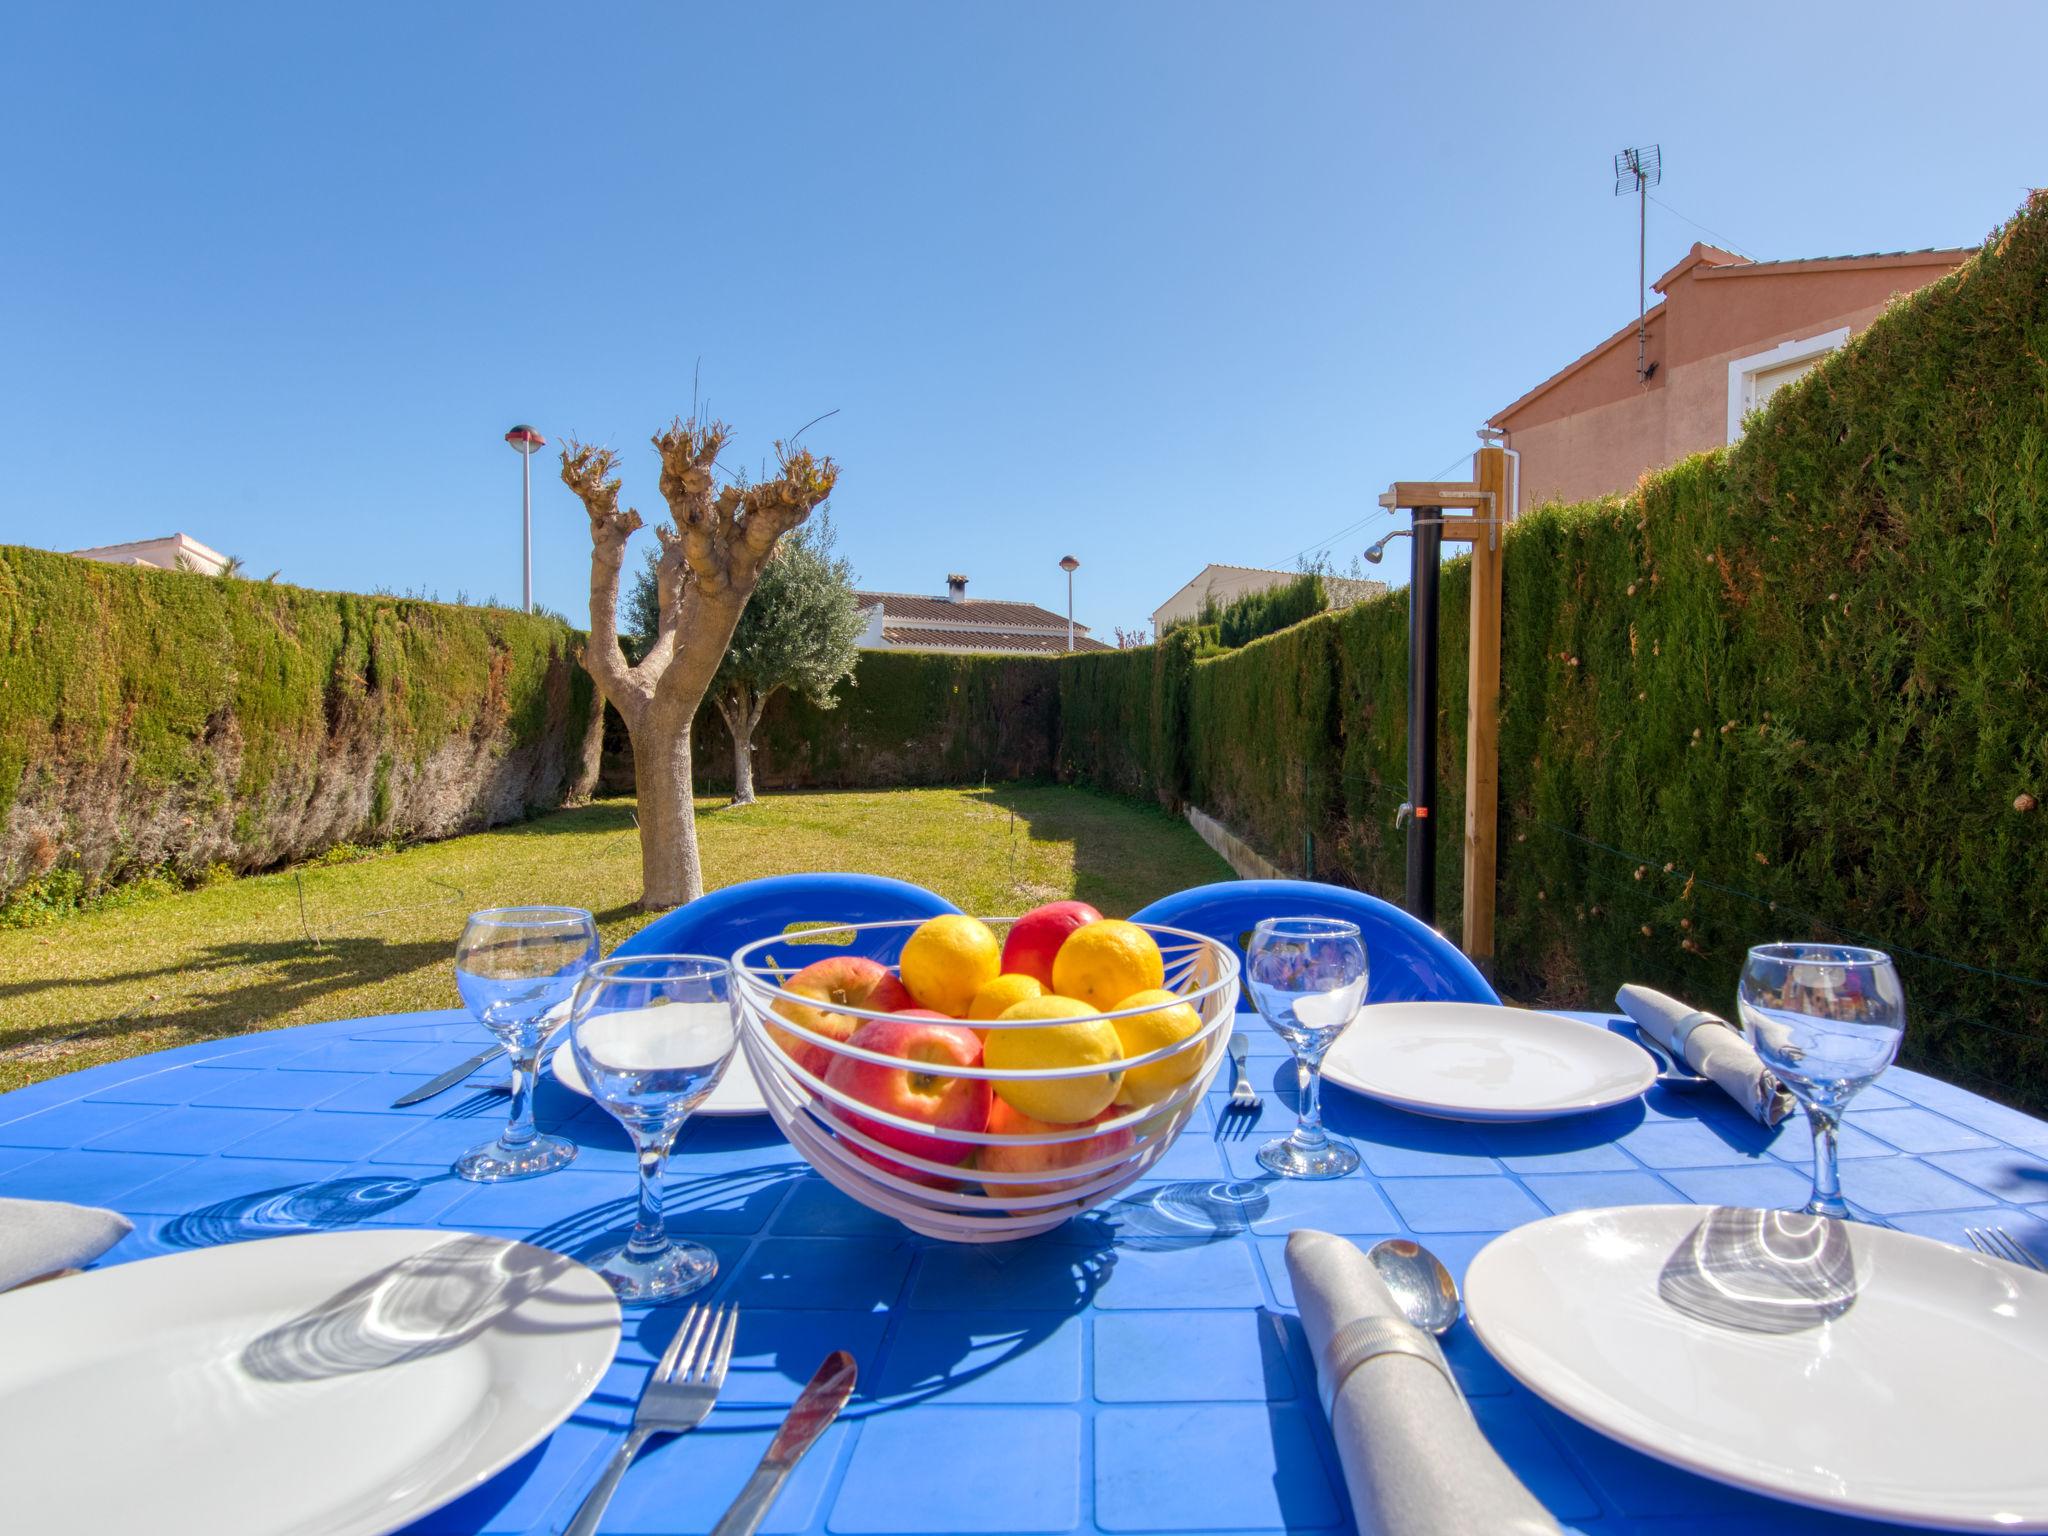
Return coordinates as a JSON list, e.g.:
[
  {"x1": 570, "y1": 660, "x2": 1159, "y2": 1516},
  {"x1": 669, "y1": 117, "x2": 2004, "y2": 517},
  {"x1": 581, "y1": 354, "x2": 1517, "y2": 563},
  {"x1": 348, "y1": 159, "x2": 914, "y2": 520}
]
[{"x1": 560, "y1": 417, "x2": 837, "y2": 909}]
